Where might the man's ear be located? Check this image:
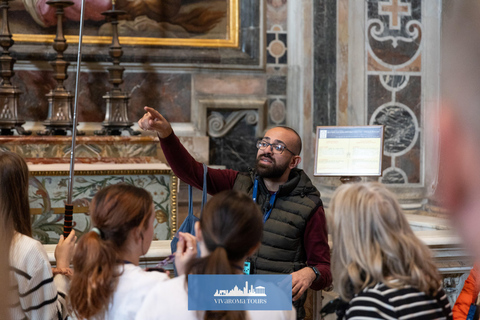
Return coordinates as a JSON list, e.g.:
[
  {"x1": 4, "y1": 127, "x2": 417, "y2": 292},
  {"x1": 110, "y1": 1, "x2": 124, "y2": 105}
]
[{"x1": 289, "y1": 155, "x2": 301, "y2": 169}]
